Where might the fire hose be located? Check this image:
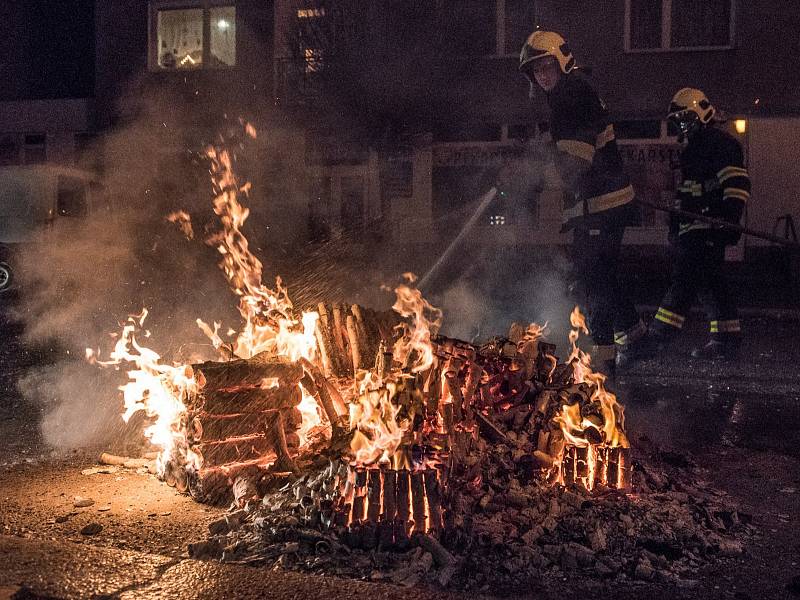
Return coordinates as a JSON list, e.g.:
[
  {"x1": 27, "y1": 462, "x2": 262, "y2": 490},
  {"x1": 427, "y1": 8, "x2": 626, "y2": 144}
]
[{"x1": 634, "y1": 198, "x2": 800, "y2": 251}]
